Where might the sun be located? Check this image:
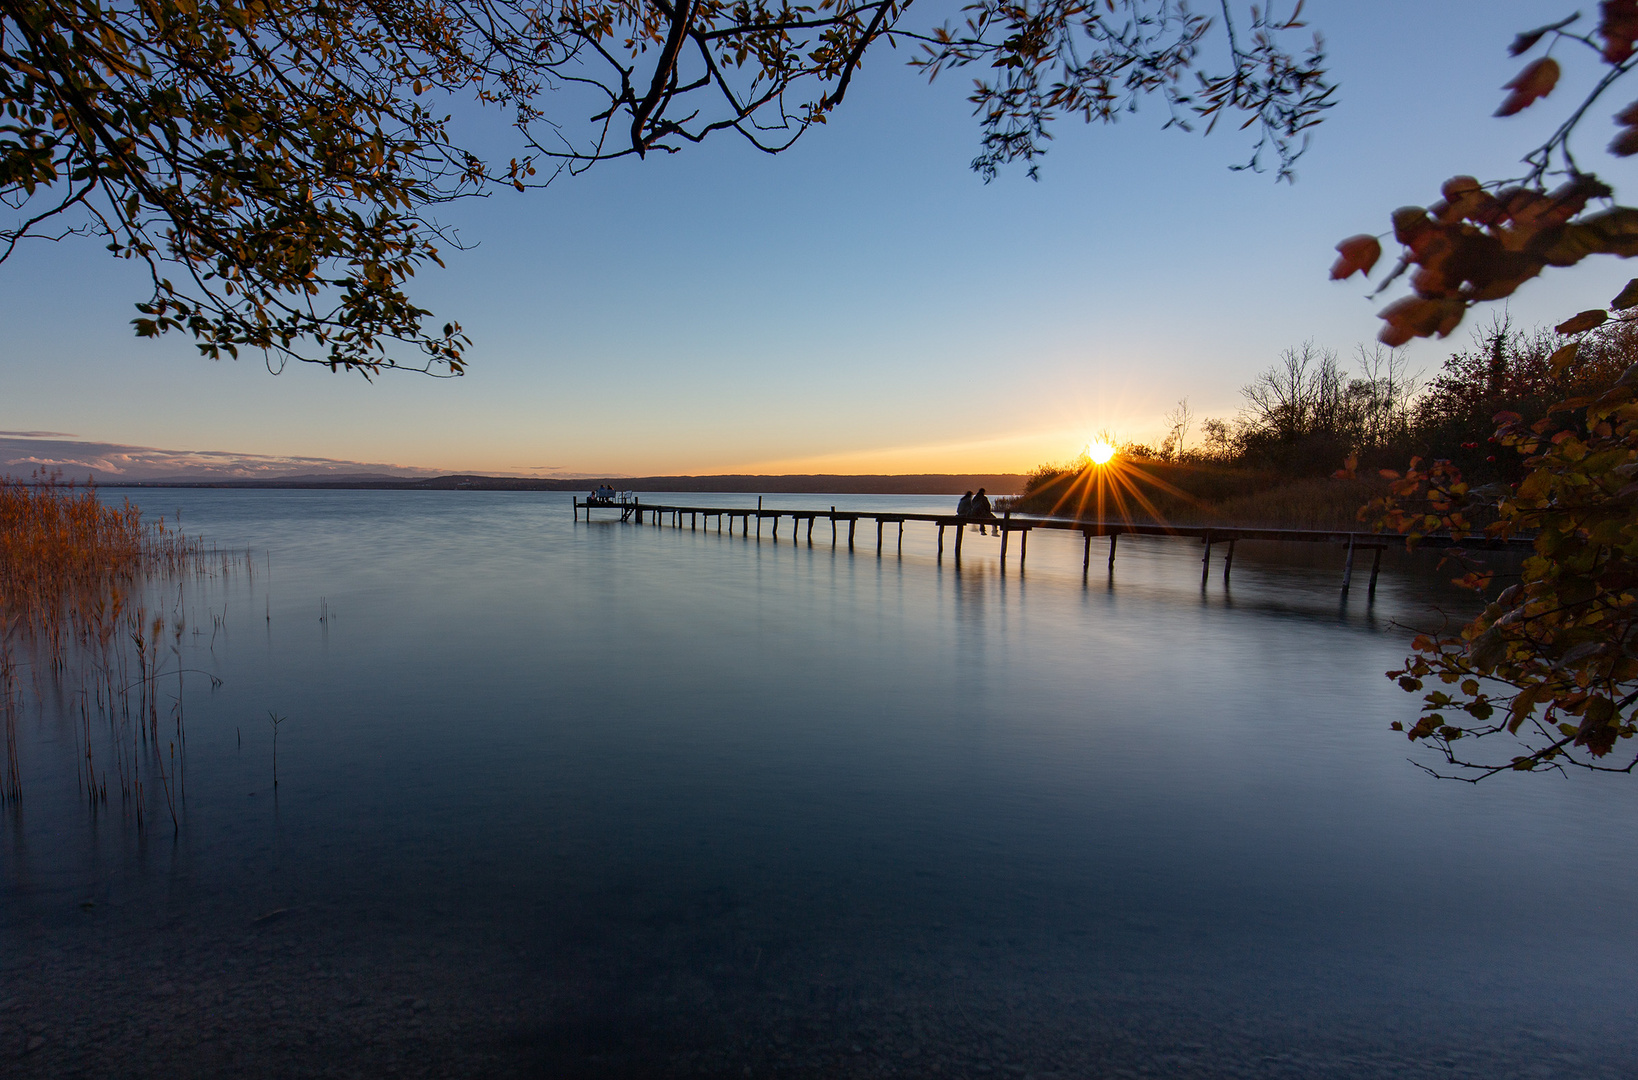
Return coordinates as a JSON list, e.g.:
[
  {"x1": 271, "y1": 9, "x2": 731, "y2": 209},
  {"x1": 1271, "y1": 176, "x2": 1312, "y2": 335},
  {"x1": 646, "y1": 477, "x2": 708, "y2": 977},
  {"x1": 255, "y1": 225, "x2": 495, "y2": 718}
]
[{"x1": 1087, "y1": 440, "x2": 1117, "y2": 465}]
